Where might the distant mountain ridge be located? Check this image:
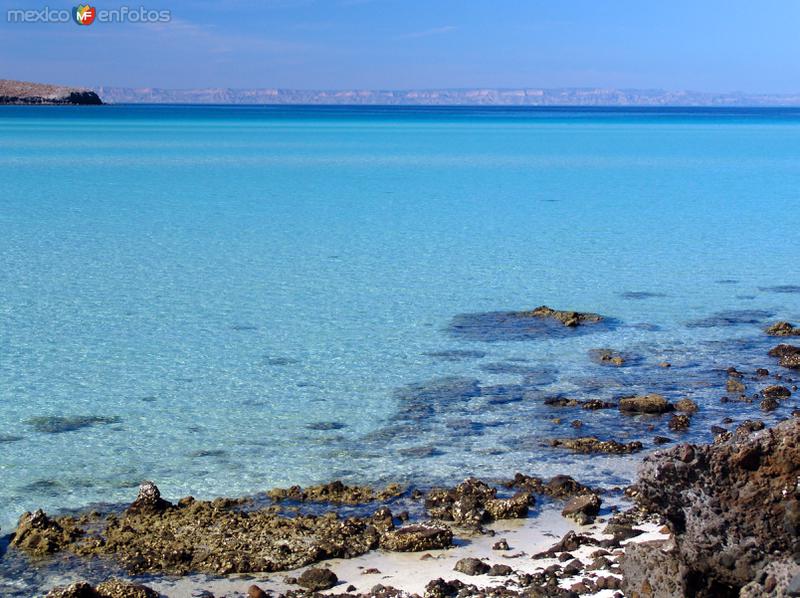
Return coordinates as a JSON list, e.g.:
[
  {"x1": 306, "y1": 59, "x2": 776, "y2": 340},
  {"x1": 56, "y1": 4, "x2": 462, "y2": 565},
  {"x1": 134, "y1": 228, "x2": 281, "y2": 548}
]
[
  {"x1": 93, "y1": 86, "x2": 800, "y2": 106},
  {"x1": 0, "y1": 79, "x2": 102, "y2": 105}
]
